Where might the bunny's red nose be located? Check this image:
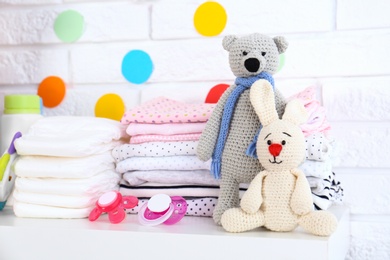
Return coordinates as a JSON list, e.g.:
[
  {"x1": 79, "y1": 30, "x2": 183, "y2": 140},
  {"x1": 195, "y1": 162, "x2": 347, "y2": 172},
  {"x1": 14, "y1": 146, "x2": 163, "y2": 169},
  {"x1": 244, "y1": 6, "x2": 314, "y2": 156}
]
[{"x1": 269, "y1": 143, "x2": 282, "y2": 157}]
